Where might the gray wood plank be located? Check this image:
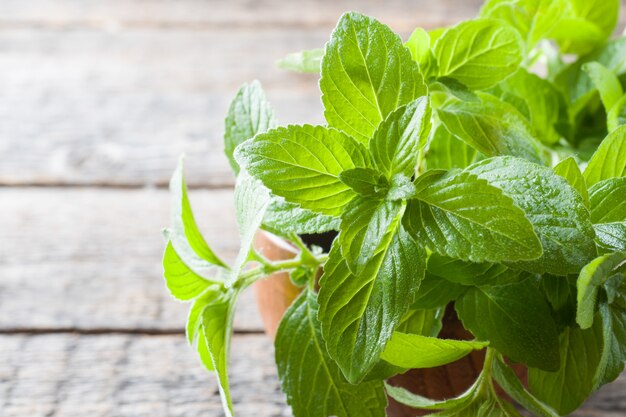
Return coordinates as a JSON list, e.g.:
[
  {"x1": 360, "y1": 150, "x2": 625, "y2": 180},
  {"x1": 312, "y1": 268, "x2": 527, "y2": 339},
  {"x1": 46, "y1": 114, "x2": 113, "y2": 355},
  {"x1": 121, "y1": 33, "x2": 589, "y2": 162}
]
[
  {"x1": 0, "y1": 333, "x2": 623, "y2": 416},
  {"x1": 0, "y1": 0, "x2": 484, "y2": 31},
  {"x1": 0, "y1": 0, "x2": 487, "y2": 188},
  {"x1": 0, "y1": 333, "x2": 289, "y2": 417},
  {"x1": 0, "y1": 187, "x2": 266, "y2": 332}
]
